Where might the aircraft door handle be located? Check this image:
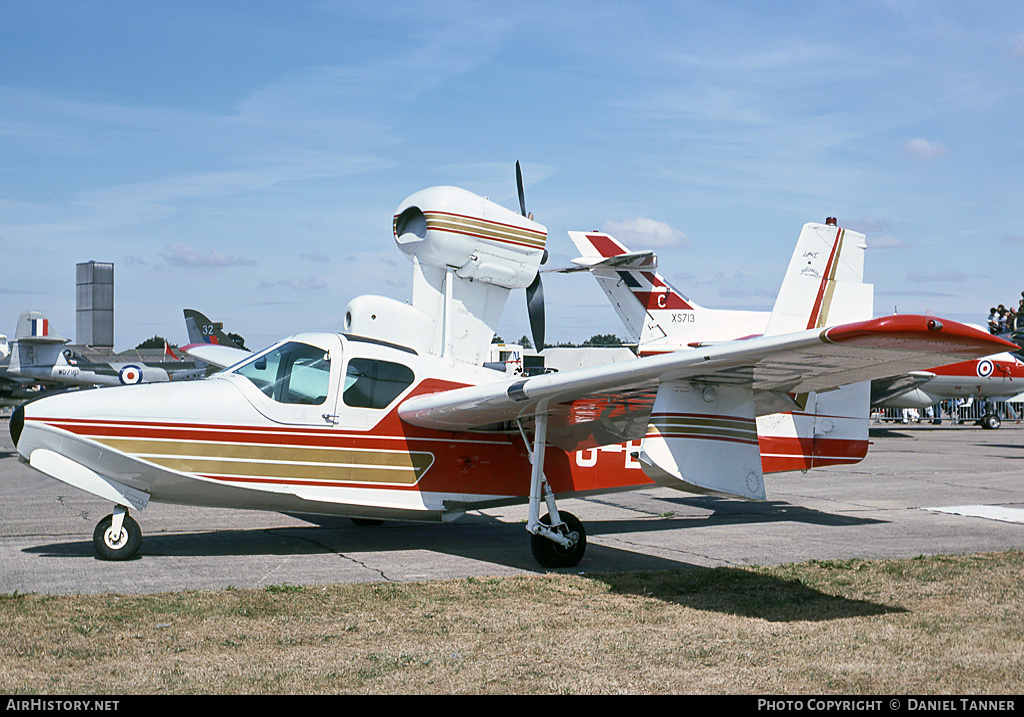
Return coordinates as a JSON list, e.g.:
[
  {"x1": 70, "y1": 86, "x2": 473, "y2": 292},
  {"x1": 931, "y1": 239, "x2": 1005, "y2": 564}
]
[{"x1": 321, "y1": 413, "x2": 340, "y2": 425}]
